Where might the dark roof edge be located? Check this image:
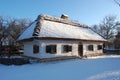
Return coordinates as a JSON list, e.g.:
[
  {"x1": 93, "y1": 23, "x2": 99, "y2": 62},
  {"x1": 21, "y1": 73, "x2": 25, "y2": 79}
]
[{"x1": 17, "y1": 37, "x2": 107, "y2": 43}]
